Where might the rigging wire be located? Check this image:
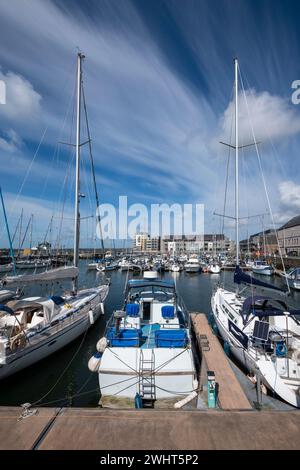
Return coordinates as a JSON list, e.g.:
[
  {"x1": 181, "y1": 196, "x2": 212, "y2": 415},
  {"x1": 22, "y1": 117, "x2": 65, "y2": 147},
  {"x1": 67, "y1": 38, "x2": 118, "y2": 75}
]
[
  {"x1": 81, "y1": 81, "x2": 105, "y2": 253},
  {"x1": 238, "y1": 64, "x2": 290, "y2": 293}
]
